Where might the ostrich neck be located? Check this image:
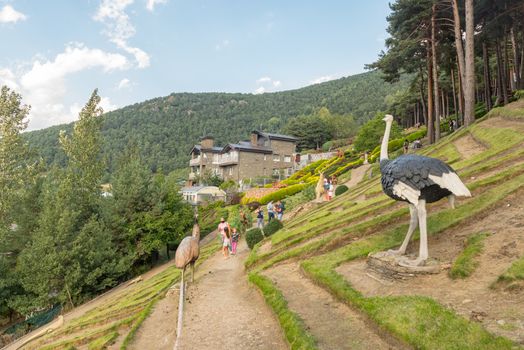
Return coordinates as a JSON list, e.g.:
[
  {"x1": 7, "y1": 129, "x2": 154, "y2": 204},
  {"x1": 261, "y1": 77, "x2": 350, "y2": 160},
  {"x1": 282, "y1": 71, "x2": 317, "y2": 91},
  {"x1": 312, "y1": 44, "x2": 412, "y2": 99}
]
[{"x1": 380, "y1": 121, "x2": 392, "y2": 161}]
